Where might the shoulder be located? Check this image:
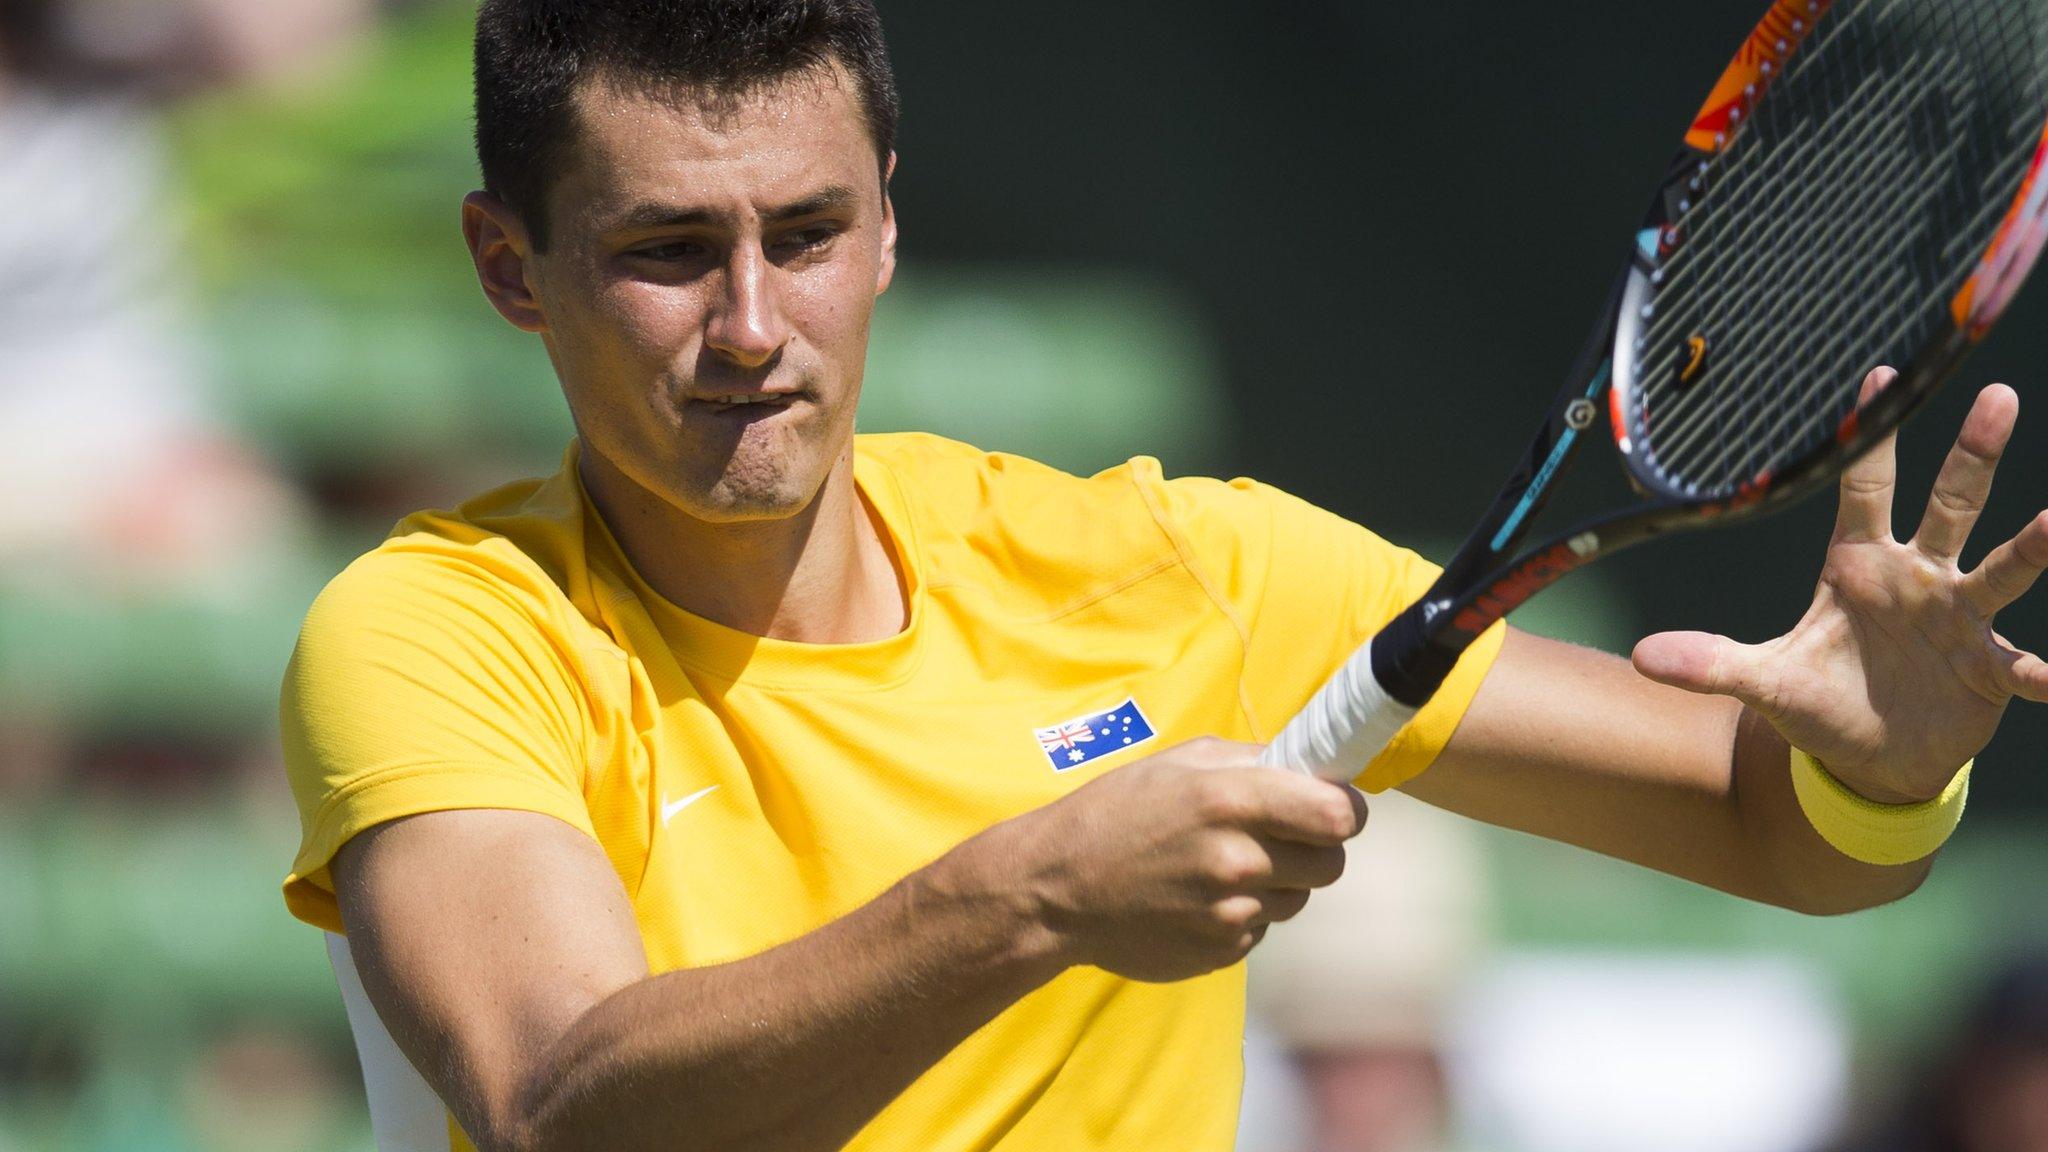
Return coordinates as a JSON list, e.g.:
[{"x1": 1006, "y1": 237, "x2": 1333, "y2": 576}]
[
  {"x1": 853, "y1": 431, "x2": 1372, "y2": 611},
  {"x1": 279, "y1": 470, "x2": 613, "y2": 933},
  {"x1": 379, "y1": 457, "x2": 594, "y2": 605},
  {"x1": 313, "y1": 448, "x2": 607, "y2": 632},
  {"x1": 856, "y1": 429, "x2": 1279, "y2": 534},
  {"x1": 855, "y1": 433, "x2": 1184, "y2": 594},
  {"x1": 856, "y1": 430, "x2": 1147, "y2": 502},
  {"x1": 292, "y1": 457, "x2": 617, "y2": 715},
  {"x1": 283, "y1": 472, "x2": 610, "y2": 818}
]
